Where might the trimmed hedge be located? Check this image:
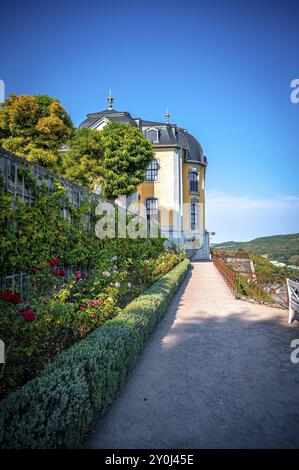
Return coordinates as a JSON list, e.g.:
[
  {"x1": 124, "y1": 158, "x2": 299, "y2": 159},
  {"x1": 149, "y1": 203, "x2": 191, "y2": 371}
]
[{"x1": 0, "y1": 259, "x2": 190, "y2": 449}]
